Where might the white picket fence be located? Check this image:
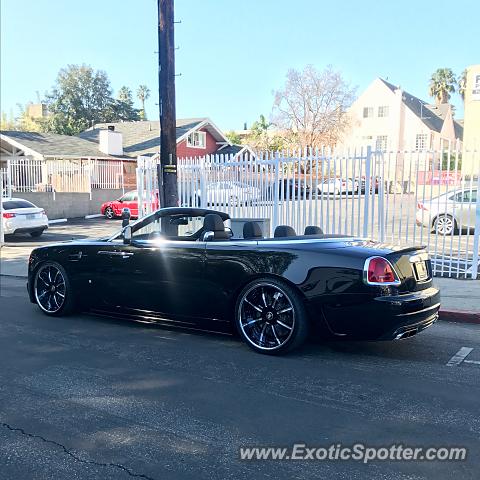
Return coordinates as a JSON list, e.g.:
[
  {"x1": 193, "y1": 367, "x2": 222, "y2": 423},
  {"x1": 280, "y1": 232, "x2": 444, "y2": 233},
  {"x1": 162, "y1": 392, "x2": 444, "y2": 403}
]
[
  {"x1": 1, "y1": 157, "x2": 125, "y2": 197},
  {"x1": 137, "y1": 147, "x2": 480, "y2": 279}
]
